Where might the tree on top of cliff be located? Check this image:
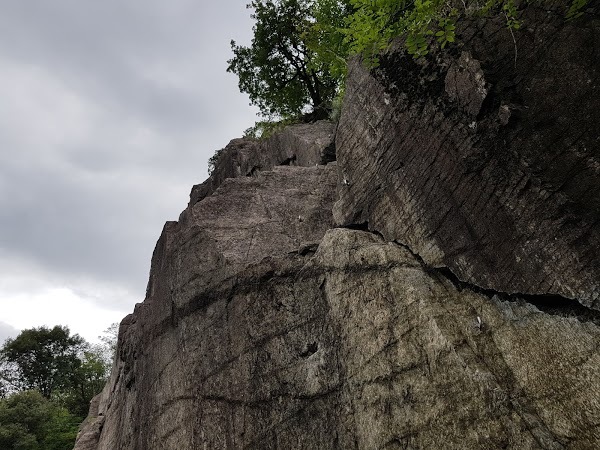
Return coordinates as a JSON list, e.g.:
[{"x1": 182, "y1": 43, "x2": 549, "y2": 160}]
[
  {"x1": 227, "y1": 0, "x2": 349, "y2": 120},
  {"x1": 227, "y1": 0, "x2": 591, "y2": 124}
]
